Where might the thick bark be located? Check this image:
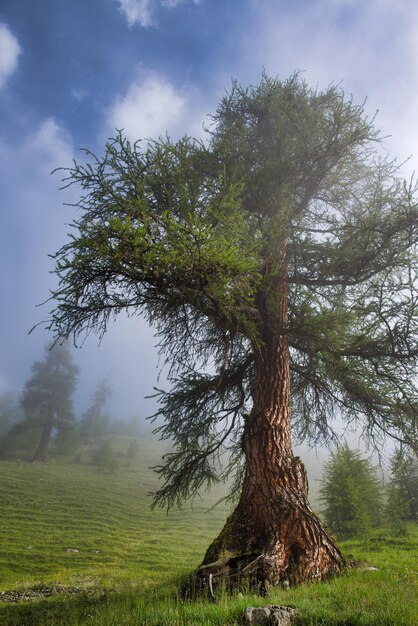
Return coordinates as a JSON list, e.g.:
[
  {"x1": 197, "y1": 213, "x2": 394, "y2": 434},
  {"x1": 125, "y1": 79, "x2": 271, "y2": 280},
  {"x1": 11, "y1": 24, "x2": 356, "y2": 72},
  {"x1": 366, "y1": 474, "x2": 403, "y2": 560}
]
[
  {"x1": 31, "y1": 413, "x2": 53, "y2": 463},
  {"x1": 194, "y1": 258, "x2": 345, "y2": 592}
]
